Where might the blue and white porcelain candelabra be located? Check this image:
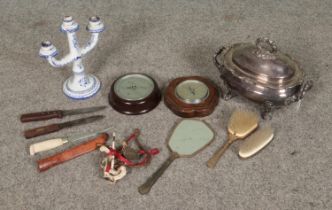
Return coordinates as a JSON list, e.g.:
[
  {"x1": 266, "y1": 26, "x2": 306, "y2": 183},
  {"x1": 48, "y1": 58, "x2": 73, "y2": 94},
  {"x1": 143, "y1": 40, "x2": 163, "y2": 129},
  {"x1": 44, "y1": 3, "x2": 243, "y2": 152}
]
[{"x1": 39, "y1": 16, "x2": 105, "y2": 100}]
